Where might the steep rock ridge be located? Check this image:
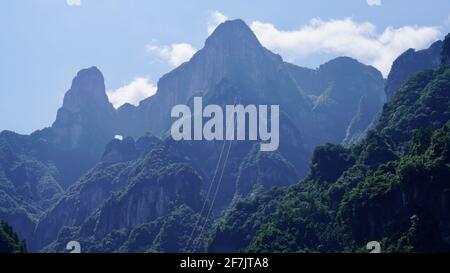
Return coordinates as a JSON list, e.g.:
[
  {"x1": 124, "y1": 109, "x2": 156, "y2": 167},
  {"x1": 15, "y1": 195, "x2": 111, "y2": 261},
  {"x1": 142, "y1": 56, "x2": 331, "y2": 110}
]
[
  {"x1": 86, "y1": 163, "x2": 203, "y2": 239},
  {"x1": 43, "y1": 205, "x2": 210, "y2": 253},
  {"x1": 50, "y1": 66, "x2": 116, "y2": 148},
  {"x1": 31, "y1": 67, "x2": 118, "y2": 188},
  {"x1": 35, "y1": 140, "x2": 204, "y2": 252},
  {"x1": 118, "y1": 19, "x2": 313, "y2": 140},
  {"x1": 376, "y1": 37, "x2": 450, "y2": 148},
  {"x1": 101, "y1": 137, "x2": 138, "y2": 166},
  {"x1": 343, "y1": 41, "x2": 443, "y2": 145},
  {"x1": 0, "y1": 67, "x2": 118, "y2": 245},
  {"x1": 235, "y1": 145, "x2": 298, "y2": 197},
  {"x1": 31, "y1": 162, "x2": 131, "y2": 251},
  {"x1": 0, "y1": 67, "x2": 118, "y2": 192},
  {"x1": 385, "y1": 41, "x2": 442, "y2": 99},
  {"x1": 0, "y1": 20, "x2": 385, "y2": 197},
  {"x1": 116, "y1": 205, "x2": 210, "y2": 253},
  {"x1": 30, "y1": 135, "x2": 161, "y2": 251},
  {"x1": 207, "y1": 34, "x2": 450, "y2": 253},
  {"x1": 441, "y1": 34, "x2": 450, "y2": 66},
  {"x1": 286, "y1": 57, "x2": 385, "y2": 145},
  {"x1": 0, "y1": 131, "x2": 63, "y2": 243},
  {"x1": 312, "y1": 57, "x2": 385, "y2": 145},
  {"x1": 183, "y1": 77, "x2": 310, "y2": 210},
  {"x1": 1, "y1": 19, "x2": 391, "y2": 253},
  {"x1": 114, "y1": 19, "x2": 316, "y2": 212},
  {"x1": 112, "y1": 21, "x2": 384, "y2": 211}
]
